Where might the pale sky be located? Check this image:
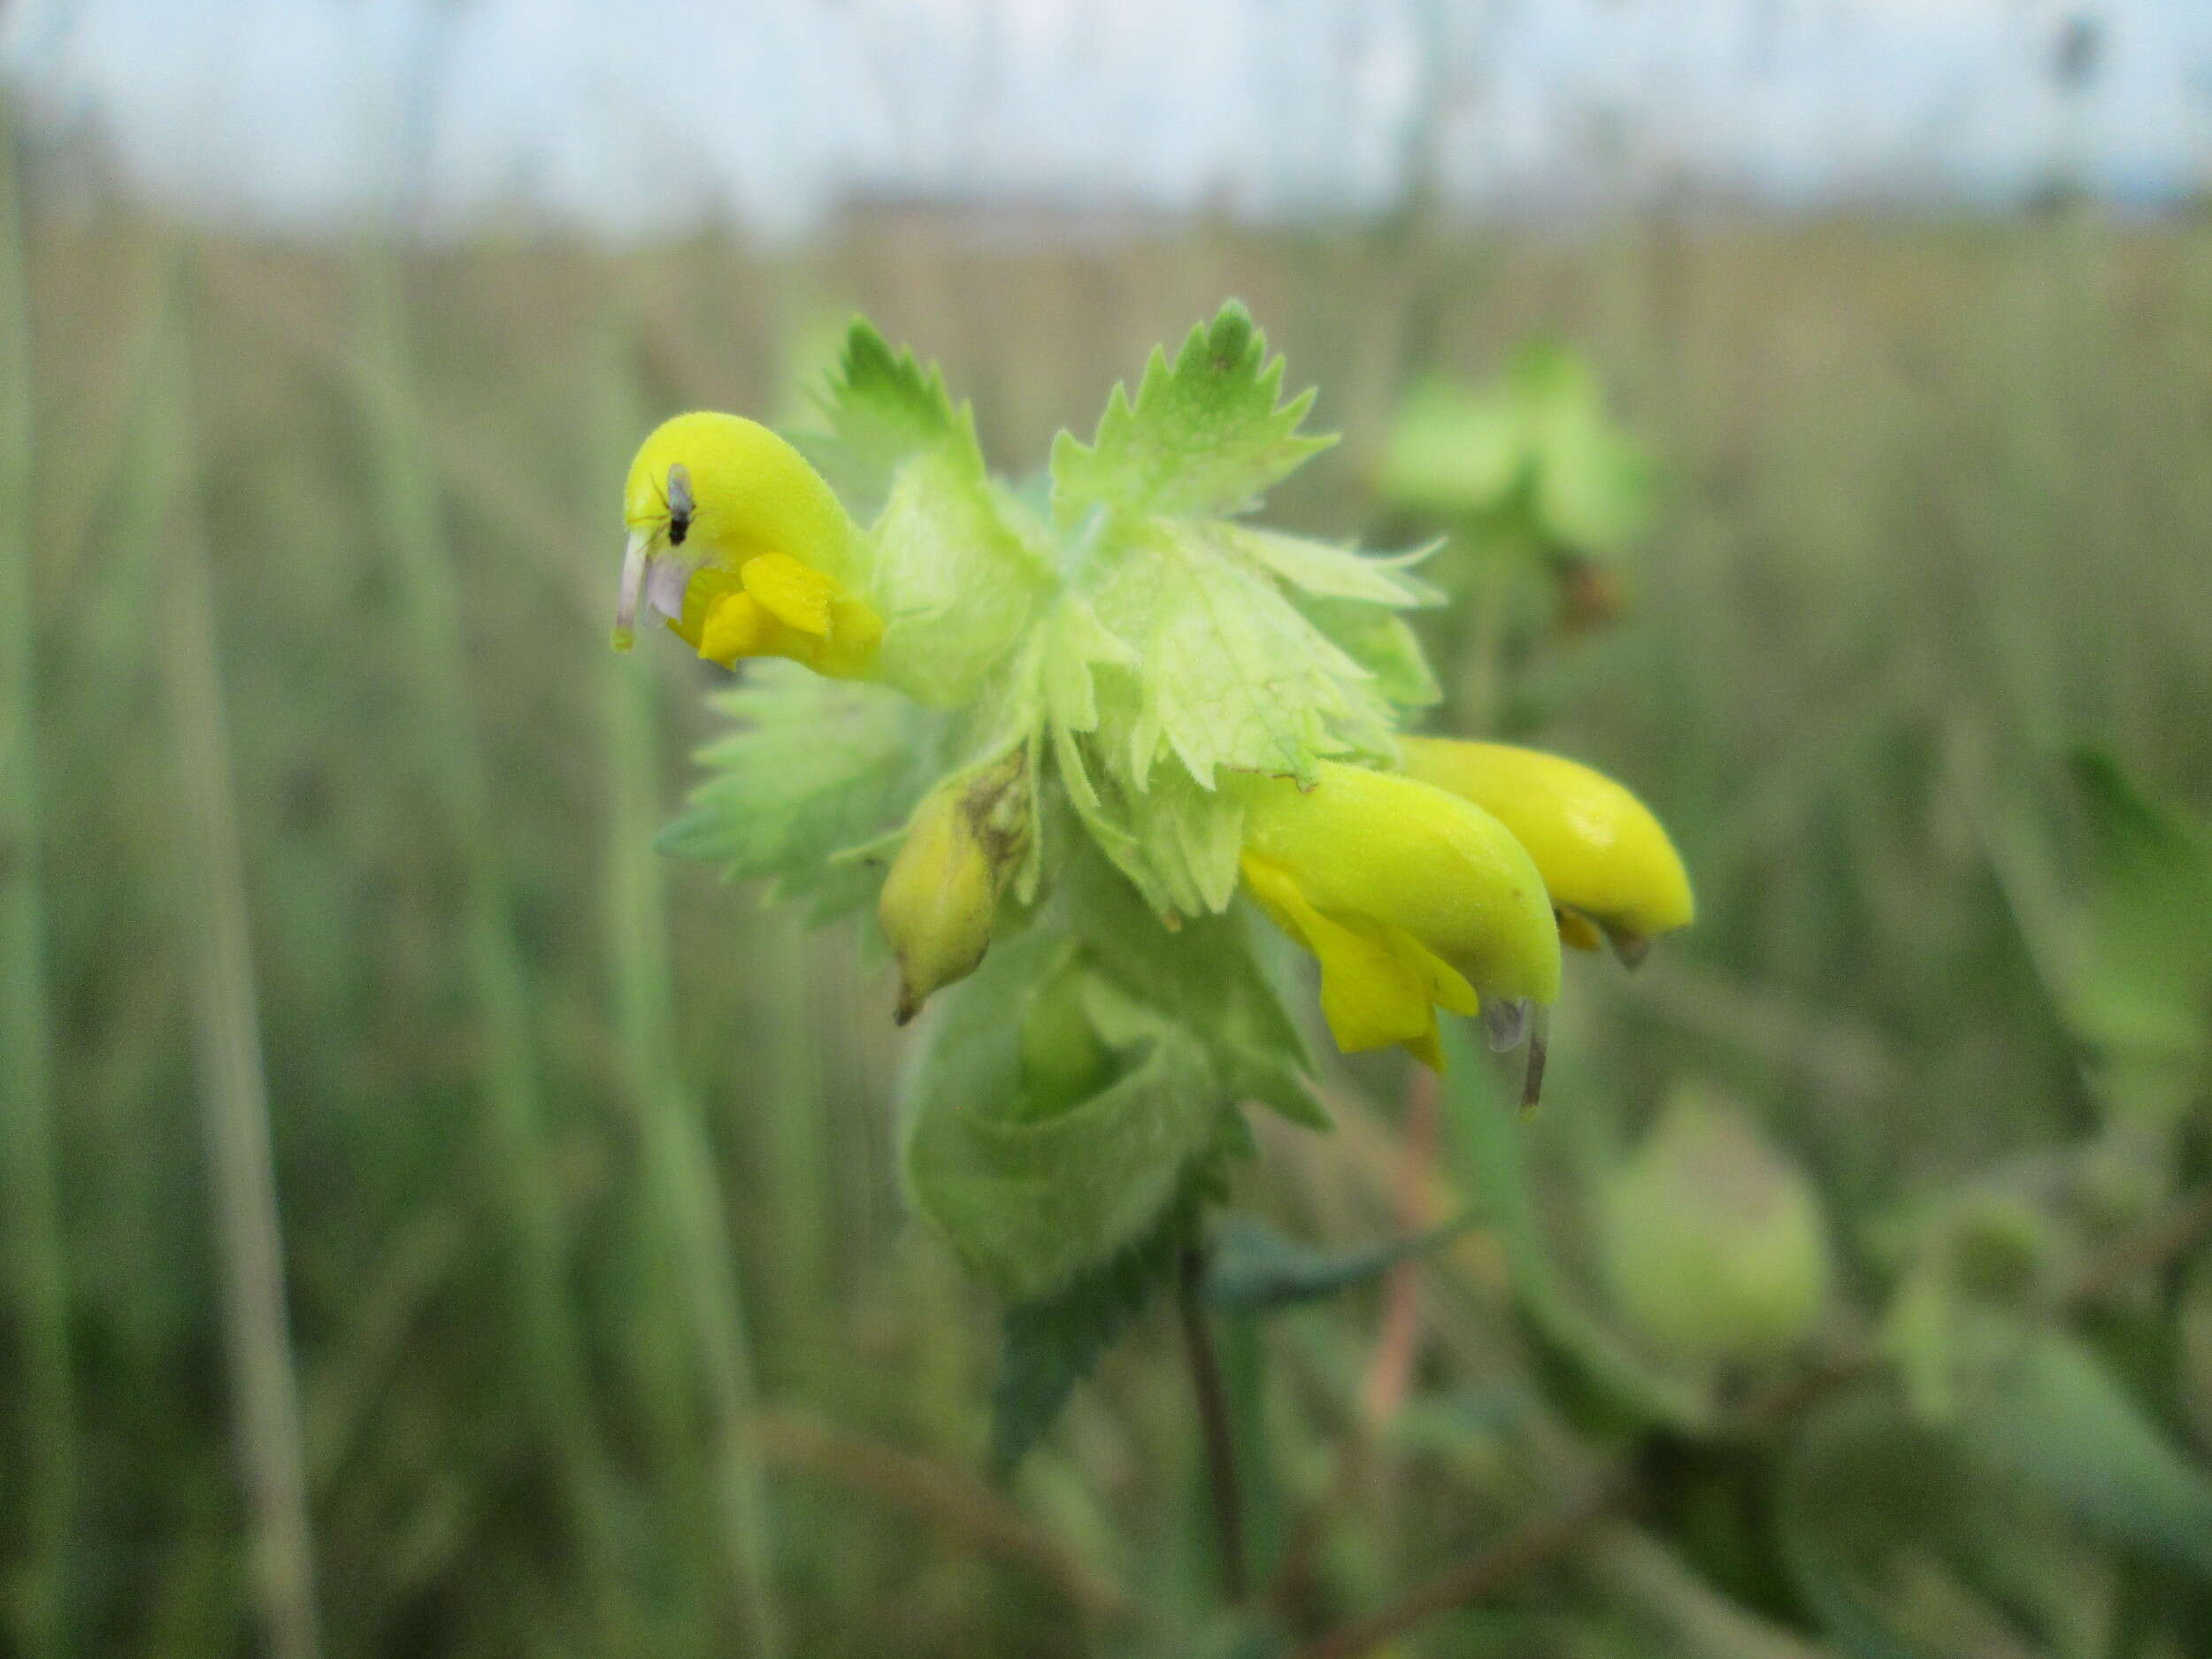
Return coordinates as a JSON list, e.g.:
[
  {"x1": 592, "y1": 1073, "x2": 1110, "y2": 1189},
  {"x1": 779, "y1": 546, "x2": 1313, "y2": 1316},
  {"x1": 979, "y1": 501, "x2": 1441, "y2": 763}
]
[{"x1": 4, "y1": 0, "x2": 2208, "y2": 237}]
